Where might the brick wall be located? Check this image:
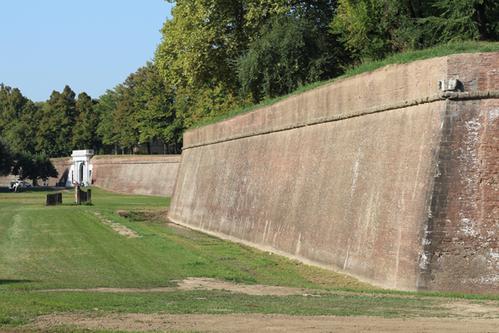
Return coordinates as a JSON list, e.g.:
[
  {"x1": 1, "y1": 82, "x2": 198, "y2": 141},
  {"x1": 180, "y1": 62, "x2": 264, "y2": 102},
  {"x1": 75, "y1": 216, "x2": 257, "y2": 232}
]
[
  {"x1": 91, "y1": 155, "x2": 181, "y2": 197},
  {"x1": 1, "y1": 155, "x2": 181, "y2": 198},
  {"x1": 169, "y1": 52, "x2": 499, "y2": 293}
]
